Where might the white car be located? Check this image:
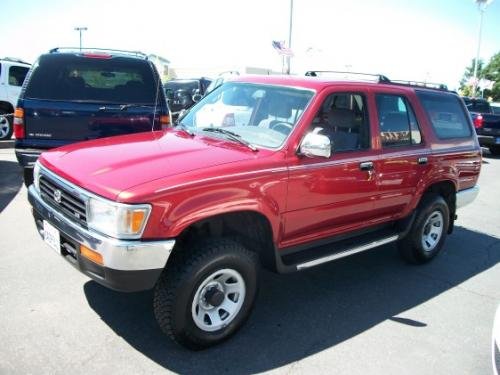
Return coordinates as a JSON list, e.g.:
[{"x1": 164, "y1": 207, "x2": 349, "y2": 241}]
[{"x1": 0, "y1": 58, "x2": 31, "y2": 140}]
